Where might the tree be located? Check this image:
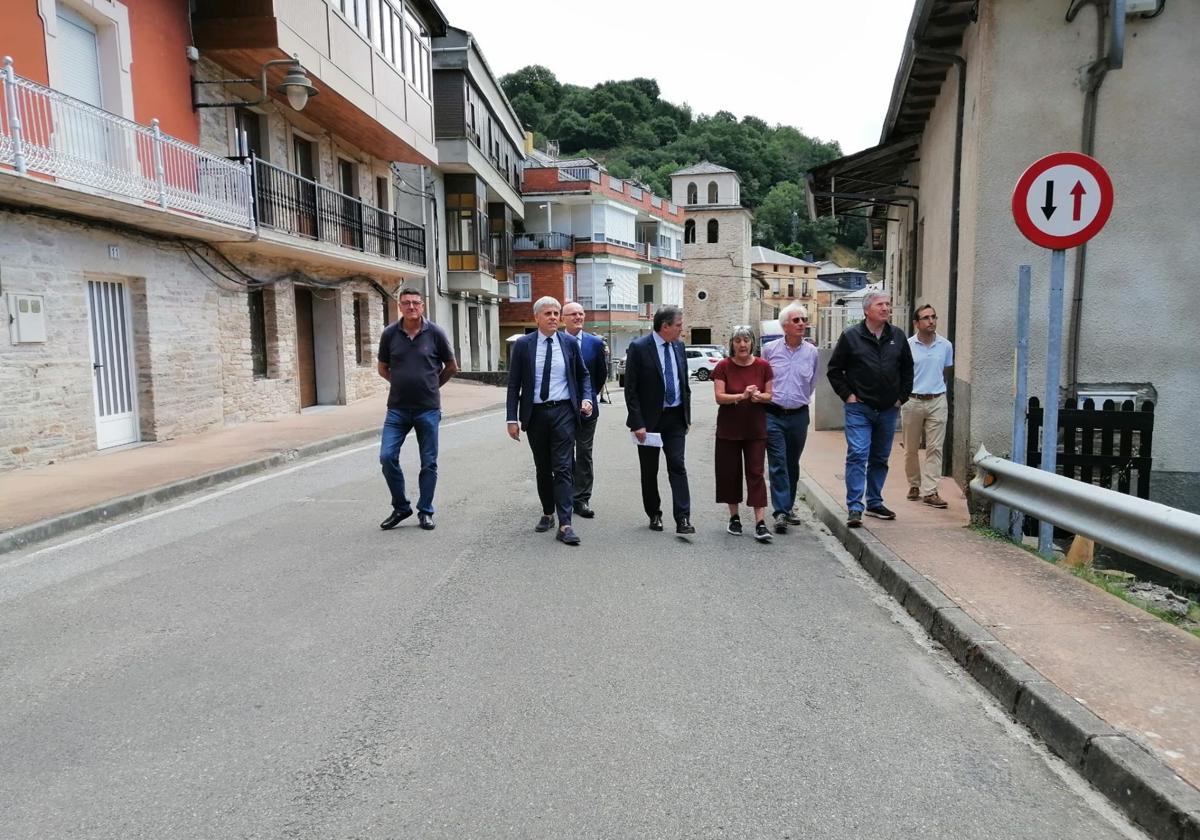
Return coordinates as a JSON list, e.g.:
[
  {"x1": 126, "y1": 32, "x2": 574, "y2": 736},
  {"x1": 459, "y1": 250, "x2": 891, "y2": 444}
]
[
  {"x1": 586, "y1": 111, "x2": 625, "y2": 147},
  {"x1": 509, "y1": 93, "x2": 545, "y2": 132},
  {"x1": 500, "y1": 65, "x2": 560, "y2": 109}
]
